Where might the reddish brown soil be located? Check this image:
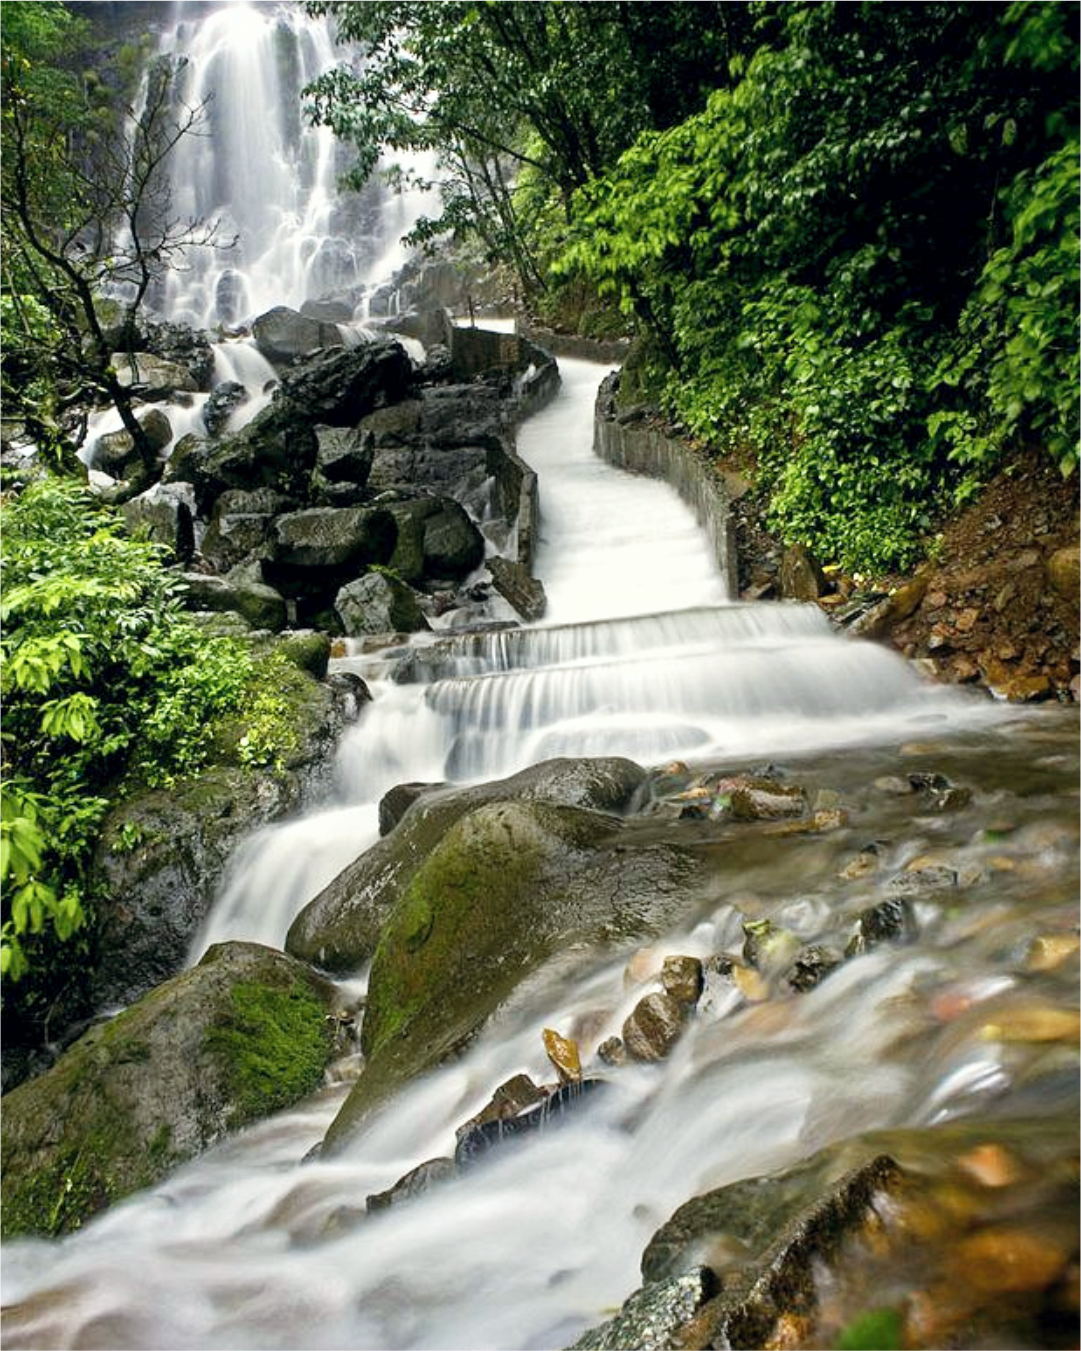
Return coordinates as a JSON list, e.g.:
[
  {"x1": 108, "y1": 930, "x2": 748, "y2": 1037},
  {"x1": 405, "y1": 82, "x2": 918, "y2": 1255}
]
[{"x1": 883, "y1": 449, "x2": 1079, "y2": 702}]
